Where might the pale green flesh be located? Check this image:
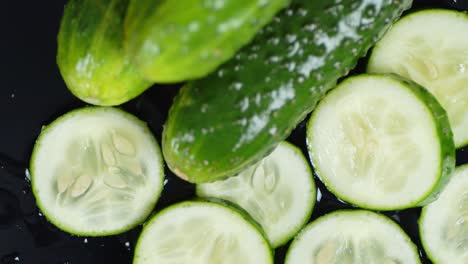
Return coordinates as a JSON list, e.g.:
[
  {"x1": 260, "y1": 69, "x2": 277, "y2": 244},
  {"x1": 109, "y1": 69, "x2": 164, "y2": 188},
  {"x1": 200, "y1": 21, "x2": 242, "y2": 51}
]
[
  {"x1": 133, "y1": 201, "x2": 272, "y2": 264},
  {"x1": 31, "y1": 107, "x2": 164, "y2": 235},
  {"x1": 420, "y1": 165, "x2": 468, "y2": 264},
  {"x1": 285, "y1": 210, "x2": 420, "y2": 264},
  {"x1": 308, "y1": 75, "x2": 441, "y2": 210},
  {"x1": 368, "y1": 9, "x2": 468, "y2": 147},
  {"x1": 197, "y1": 141, "x2": 315, "y2": 247}
]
